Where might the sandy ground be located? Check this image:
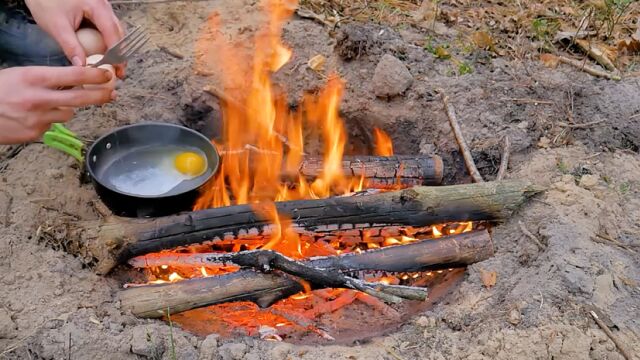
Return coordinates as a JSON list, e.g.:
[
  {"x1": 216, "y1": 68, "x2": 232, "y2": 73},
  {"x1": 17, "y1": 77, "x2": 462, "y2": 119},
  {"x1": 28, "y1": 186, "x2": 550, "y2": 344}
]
[{"x1": 1, "y1": 0, "x2": 639, "y2": 359}]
